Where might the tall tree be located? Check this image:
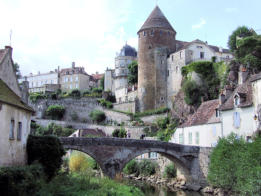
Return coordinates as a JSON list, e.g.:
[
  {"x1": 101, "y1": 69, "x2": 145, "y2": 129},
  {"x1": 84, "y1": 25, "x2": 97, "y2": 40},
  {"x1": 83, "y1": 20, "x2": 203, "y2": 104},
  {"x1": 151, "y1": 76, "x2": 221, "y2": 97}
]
[
  {"x1": 127, "y1": 60, "x2": 138, "y2": 85},
  {"x1": 13, "y1": 62, "x2": 22, "y2": 79}
]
